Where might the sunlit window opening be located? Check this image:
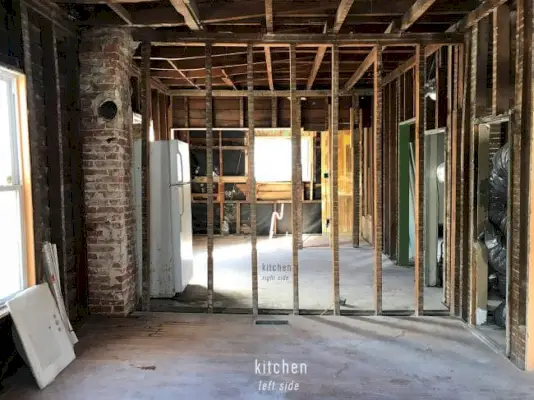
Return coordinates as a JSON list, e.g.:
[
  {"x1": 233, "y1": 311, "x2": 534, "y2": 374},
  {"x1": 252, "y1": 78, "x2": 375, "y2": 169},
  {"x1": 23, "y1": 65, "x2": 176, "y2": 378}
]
[{"x1": 254, "y1": 136, "x2": 311, "y2": 182}]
